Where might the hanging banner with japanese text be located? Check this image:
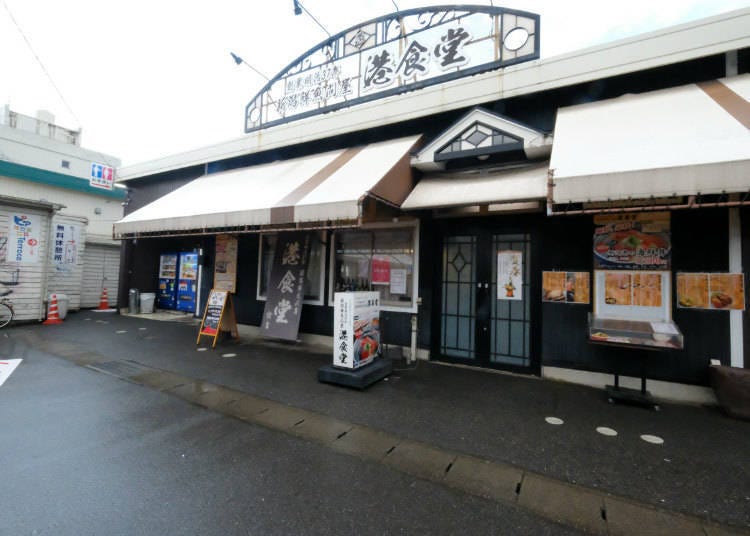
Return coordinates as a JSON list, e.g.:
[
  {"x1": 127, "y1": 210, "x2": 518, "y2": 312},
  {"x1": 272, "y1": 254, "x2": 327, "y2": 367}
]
[
  {"x1": 52, "y1": 223, "x2": 80, "y2": 272},
  {"x1": 261, "y1": 232, "x2": 312, "y2": 341},
  {"x1": 593, "y1": 212, "x2": 671, "y2": 270},
  {"x1": 11, "y1": 214, "x2": 41, "y2": 263},
  {"x1": 214, "y1": 234, "x2": 238, "y2": 293}
]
